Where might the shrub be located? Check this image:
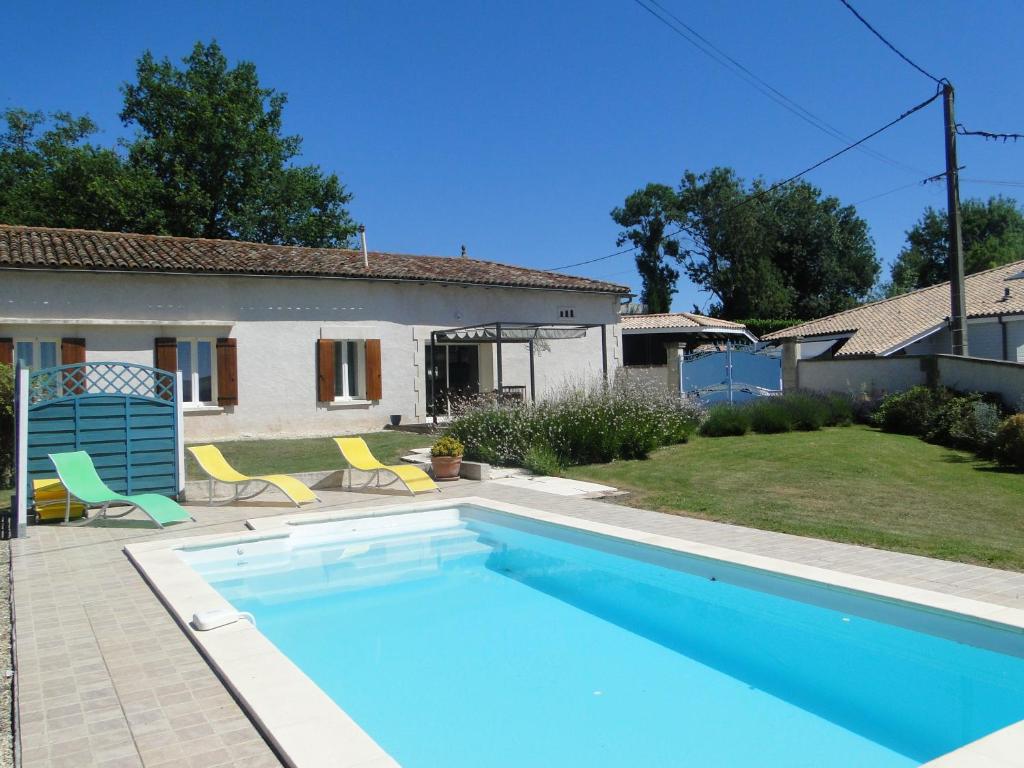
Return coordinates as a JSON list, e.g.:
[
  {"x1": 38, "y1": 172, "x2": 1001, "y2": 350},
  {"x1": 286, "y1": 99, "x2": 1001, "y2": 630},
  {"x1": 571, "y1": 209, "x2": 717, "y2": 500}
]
[
  {"x1": 822, "y1": 393, "x2": 855, "y2": 427},
  {"x1": 431, "y1": 435, "x2": 464, "y2": 457},
  {"x1": 779, "y1": 392, "x2": 829, "y2": 431},
  {"x1": 747, "y1": 399, "x2": 792, "y2": 434},
  {"x1": 522, "y1": 444, "x2": 564, "y2": 476},
  {"x1": 701, "y1": 405, "x2": 751, "y2": 437},
  {"x1": 447, "y1": 379, "x2": 704, "y2": 468},
  {"x1": 994, "y1": 414, "x2": 1024, "y2": 470},
  {"x1": 927, "y1": 395, "x2": 1002, "y2": 455},
  {"x1": 0, "y1": 363, "x2": 13, "y2": 488},
  {"x1": 873, "y1": 386, "x2": 943, "y2": 436}
]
